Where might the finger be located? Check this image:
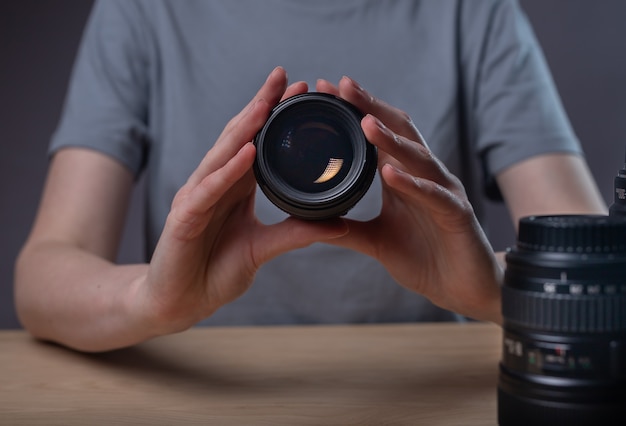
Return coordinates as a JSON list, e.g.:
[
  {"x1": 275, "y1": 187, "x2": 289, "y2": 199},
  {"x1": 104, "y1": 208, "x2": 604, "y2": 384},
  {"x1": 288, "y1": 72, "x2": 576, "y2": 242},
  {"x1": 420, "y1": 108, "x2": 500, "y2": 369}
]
[
  {"x1": 220, "y1": 66, "x2": 289, "y2": 142},
  {"x1": 324, "y1": 217, "x2": 381, "y2": 259},
  {"x1": 169, "y1": 143, "x2": 257, "y2": 240},
  {"x1": 316, "y1": 79, "x2": 340, "y2": 96},
  {"x1": 380, "y1": 164, "x2": 472, "y2": 224},
  {"x1": 281, "y1": 81, "x2": 309, "y2": 101},
  {"x1": 251, "y1": 217, "x2": 349, "y2": 266},
  {"x1": 362, "y1": 114, "x2": 456, "y2": 188},
  {"x1": 337, "y1": 76, "x2": 423, "y2": 143},
  {"x1": 187, "y1": 67, "x2": 288, "y2": 187}
]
